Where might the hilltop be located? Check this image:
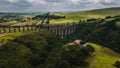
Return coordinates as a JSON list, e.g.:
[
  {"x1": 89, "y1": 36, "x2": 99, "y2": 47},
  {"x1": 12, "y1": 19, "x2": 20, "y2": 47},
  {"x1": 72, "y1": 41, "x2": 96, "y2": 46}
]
[
  {"x1": 51, "y1": 7, "x2": 120, "y2": 24},
  {"x1": 87, "y1": 43, "x2": 120, "y2": 68},
  {"x1": 0, "y1": 7, "x2": 120, "y2": 25}
]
